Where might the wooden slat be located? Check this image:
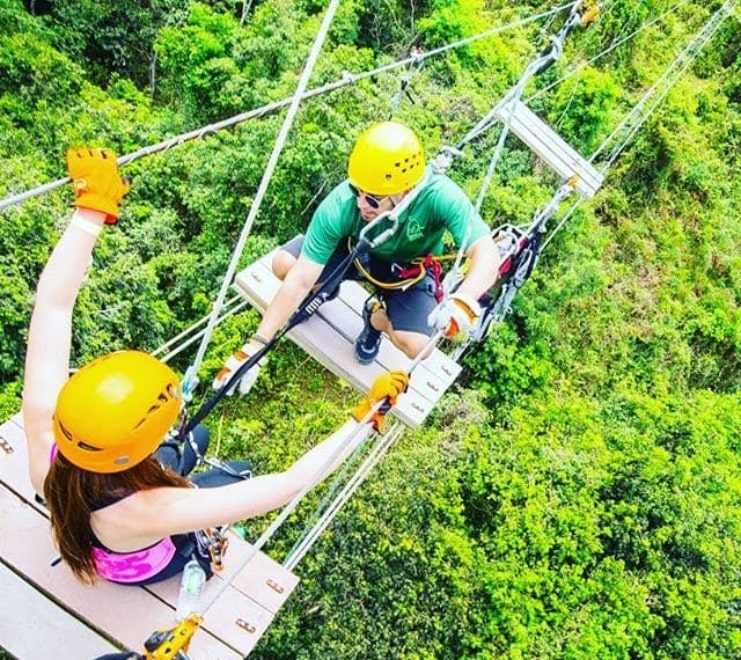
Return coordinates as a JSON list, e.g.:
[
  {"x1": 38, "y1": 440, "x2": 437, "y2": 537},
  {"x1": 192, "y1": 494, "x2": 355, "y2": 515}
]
[
  {"x1": 233, "y1": 250, "x2": 462, "y2": 428},
  {"x1": 0, "y1": 483, "x2": 240, "y2": 659},
  {"x1": 496, "y1": 98, "x2": 604, "y2": 198},
  {"x1": 0, "y1": 561, "x2": 119, "y2": 660},
  {"x1": 0, "y1": 414, "x2": 299, "y2": 659}
]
